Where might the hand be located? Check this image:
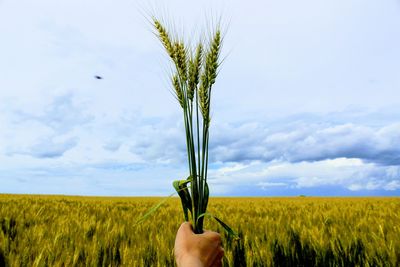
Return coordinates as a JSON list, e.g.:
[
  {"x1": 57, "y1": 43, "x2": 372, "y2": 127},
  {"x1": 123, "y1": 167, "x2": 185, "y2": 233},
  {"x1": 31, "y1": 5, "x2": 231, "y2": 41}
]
[{"x1": 174, "y1": 222, "x2": 224, "y2": 267}]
